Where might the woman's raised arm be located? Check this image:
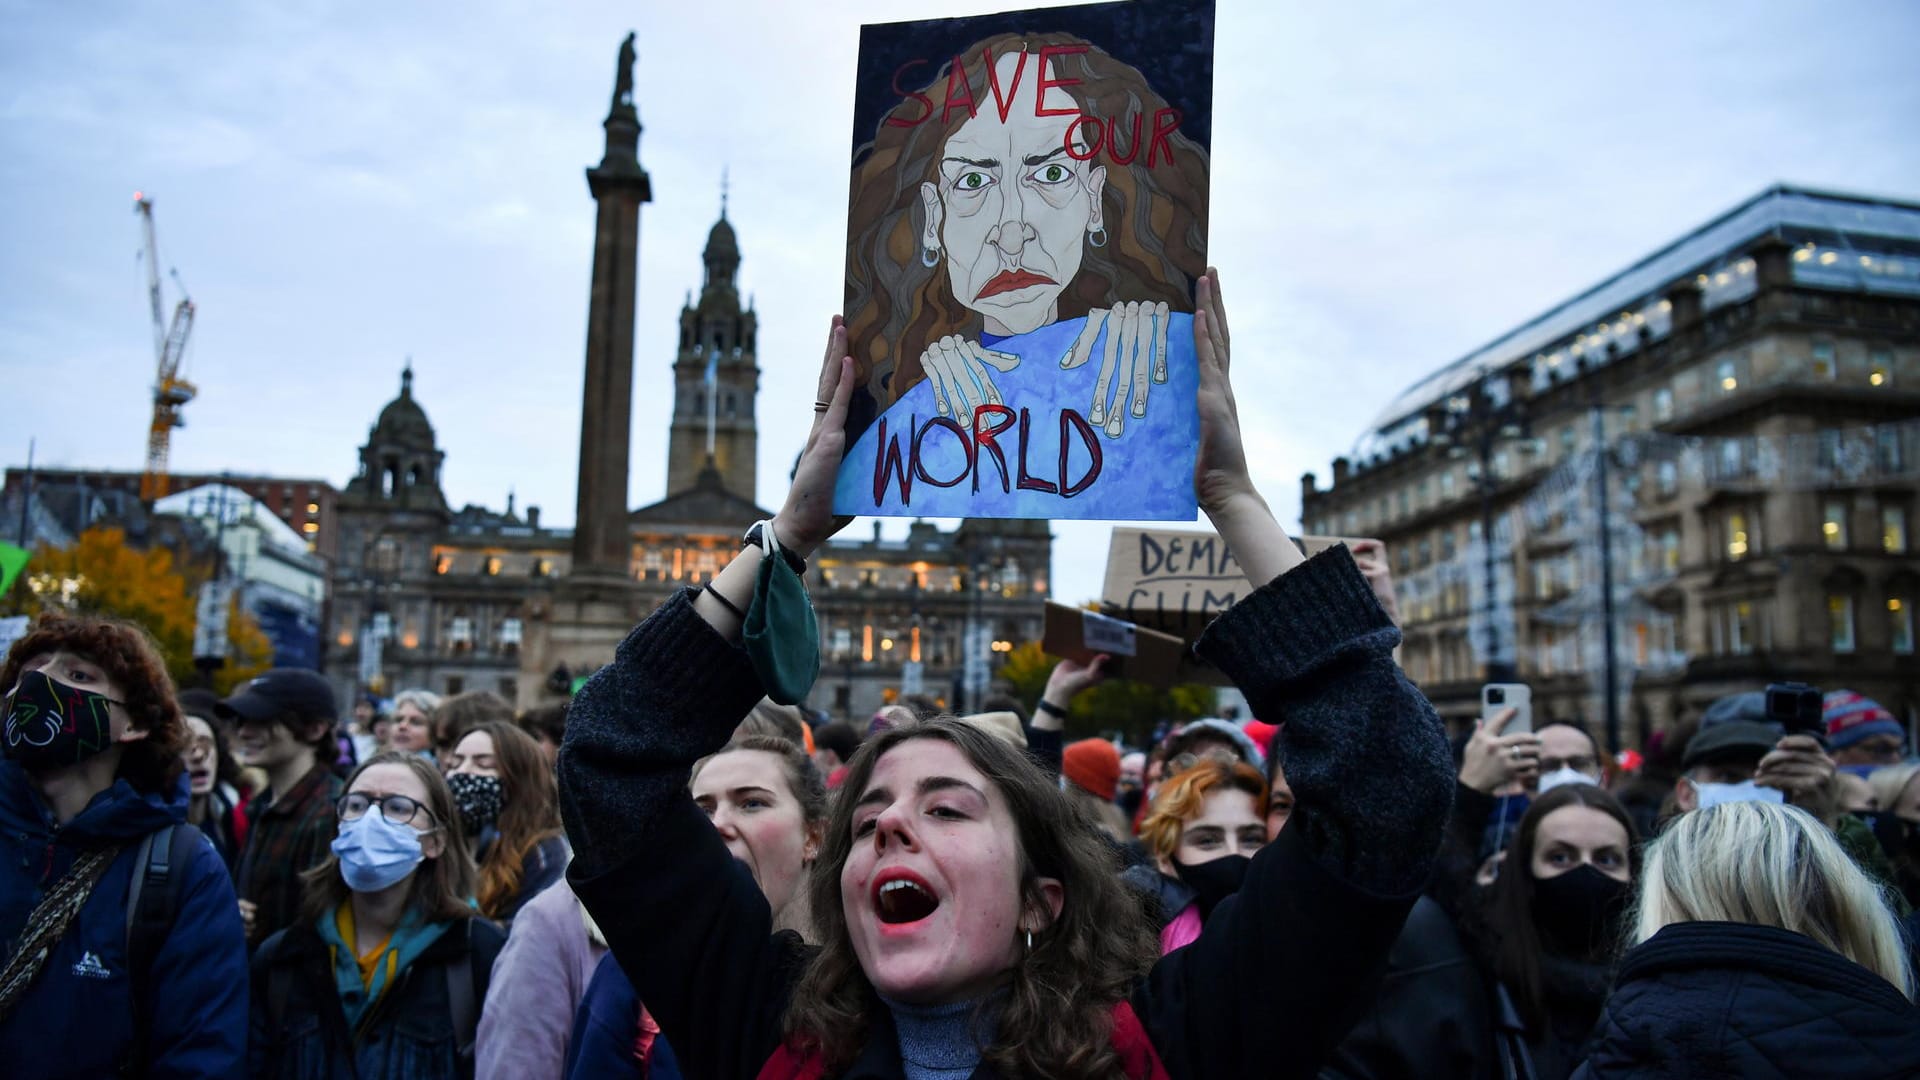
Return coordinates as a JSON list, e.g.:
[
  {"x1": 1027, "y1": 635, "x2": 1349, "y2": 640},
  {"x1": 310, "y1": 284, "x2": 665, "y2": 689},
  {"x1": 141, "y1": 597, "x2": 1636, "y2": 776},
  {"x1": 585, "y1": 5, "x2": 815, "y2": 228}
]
[
  {"x1": 1135, "y1": 272, "x2": 1455, "y2": 1079},
  {"x1": 558, "y1": 321, "x2": 856, "y2": 1079}
]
